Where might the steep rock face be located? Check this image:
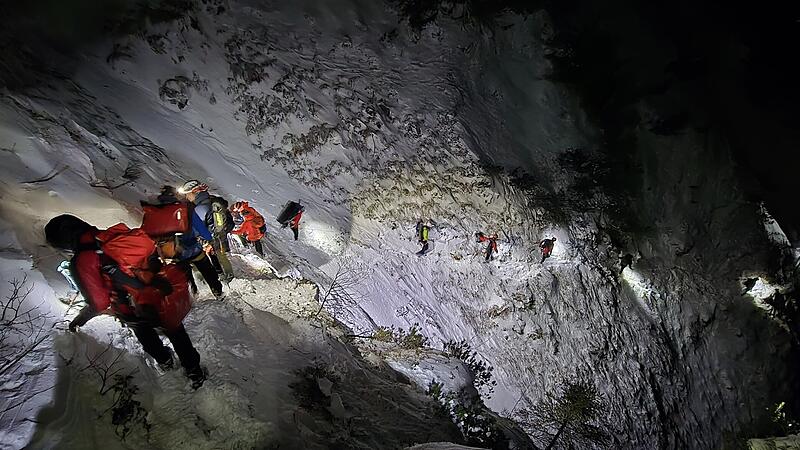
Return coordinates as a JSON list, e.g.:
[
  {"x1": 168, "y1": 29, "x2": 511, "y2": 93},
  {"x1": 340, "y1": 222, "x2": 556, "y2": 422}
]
[{"x1": 0, "y1": 1, "x2": 796, "y2": 448}]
